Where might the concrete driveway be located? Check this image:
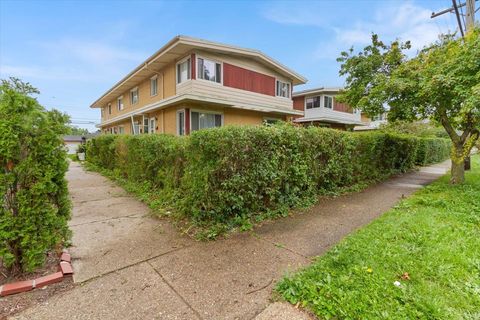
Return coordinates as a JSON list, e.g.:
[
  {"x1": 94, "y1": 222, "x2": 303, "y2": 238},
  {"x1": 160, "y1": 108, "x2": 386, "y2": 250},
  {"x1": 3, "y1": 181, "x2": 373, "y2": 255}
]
[{"x1": 10, "y1": 160, "x2": 450, "y2": 320}]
